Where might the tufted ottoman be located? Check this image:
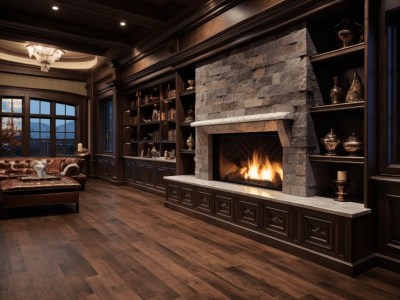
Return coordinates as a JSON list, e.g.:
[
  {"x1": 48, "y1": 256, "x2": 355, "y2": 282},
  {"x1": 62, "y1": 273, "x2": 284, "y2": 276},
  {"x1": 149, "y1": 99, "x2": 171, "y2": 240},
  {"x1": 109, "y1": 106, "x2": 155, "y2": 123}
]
[{"x1": 0, "y1": 176, "x2": 81, "y2": 218}]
